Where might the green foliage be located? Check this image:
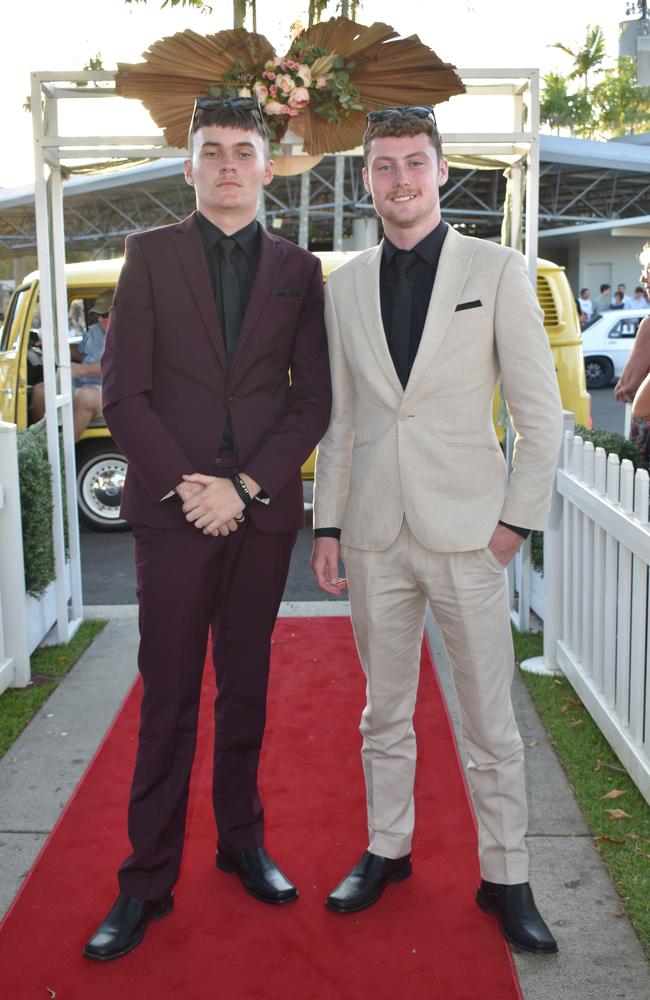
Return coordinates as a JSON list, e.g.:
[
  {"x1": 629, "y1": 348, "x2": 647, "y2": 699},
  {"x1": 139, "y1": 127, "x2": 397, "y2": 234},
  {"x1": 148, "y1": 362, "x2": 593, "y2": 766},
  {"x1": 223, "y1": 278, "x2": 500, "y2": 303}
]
[
  {"x1": 592, "y1": 57, "x2": 650, "y2": 137},
  {"x1": 0, "y1": 620, "x2": 106, "y2": 759},
  {"x1": 551, "y1": 24, "x2": 606, "y2": 89},
  {"x1": 542, "y1": 25, "x2": 650, "y2": 138},
  {"x1": 513, "y1": 628, "x2": 650, "y2": 957},
  {"x1": 574, "y1": 423, "x2": 646, "y2": 470},
  {"x1": 124, "y1": 0, "x2": 214, "y2": 10},
  {"x1": 17, "y1": 421, "x2": 69, "y2": 598},
  {"x1": 17, "y1": 423, "x2": 55, "y2": 597}
]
